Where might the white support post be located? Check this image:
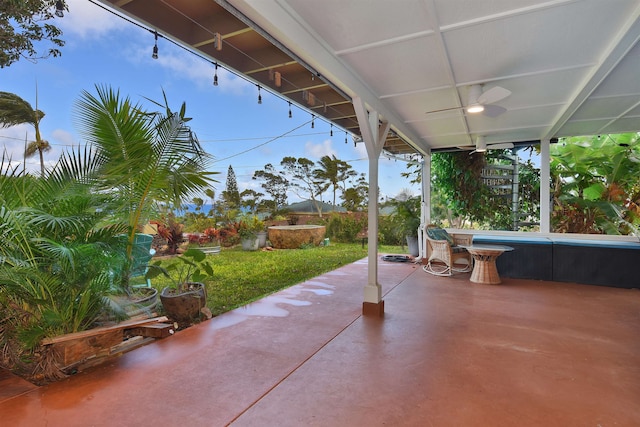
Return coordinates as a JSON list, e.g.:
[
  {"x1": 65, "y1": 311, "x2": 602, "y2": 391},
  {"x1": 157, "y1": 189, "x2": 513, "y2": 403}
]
[
  {"x1": 540, "y1": 139, "x2": 551, "y2": 233},
  {"x1": 353, "y1": 96, "x2": 389, "y2": 316},
  {"x1": 418, "y1": 155, "x2": 431, "y2": 259}
]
